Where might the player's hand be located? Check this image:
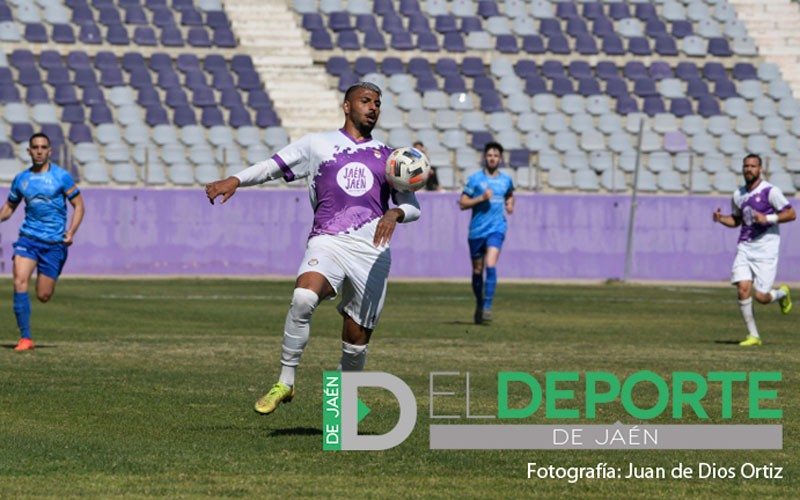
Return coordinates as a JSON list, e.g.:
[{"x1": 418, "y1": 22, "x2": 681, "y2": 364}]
[
  {"x1": 482, "y1": 188, "x2": 493, "y2": 201},
  {"x1": 374, "y1": 209, "x2": 403, "y2": 247},
  {"x1": 713, "y1": 208, "x2": 723, "y2": 223},
  {"x1": 63, "y1": 231, "x2": 74, "y2": 246},
  {"x1": 205, "y1": 177, "x2": 241, "y2": 205},
  {"x1": 752, "y1": 210, "x2": 766, "y2": 224}
]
